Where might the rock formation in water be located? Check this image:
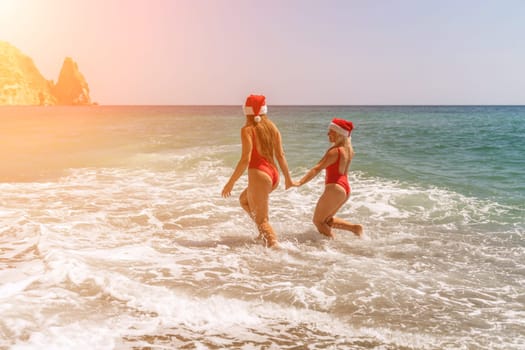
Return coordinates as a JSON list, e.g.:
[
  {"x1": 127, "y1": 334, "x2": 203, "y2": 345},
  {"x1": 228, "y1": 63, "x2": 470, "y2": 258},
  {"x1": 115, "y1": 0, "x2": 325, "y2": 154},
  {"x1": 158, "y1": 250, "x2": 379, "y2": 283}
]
[
  {"x1": 0, "y1": 41, "x2": 93, "y2": 106},
  {"x1": 52, "y1": 57, "x2": 92, "y2": 105}
]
